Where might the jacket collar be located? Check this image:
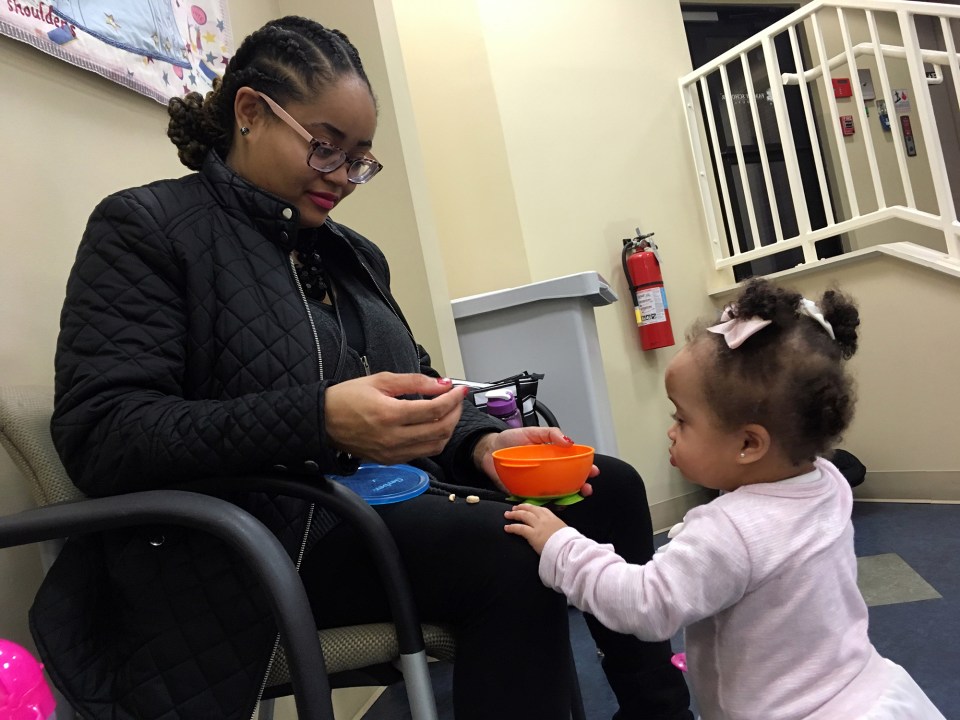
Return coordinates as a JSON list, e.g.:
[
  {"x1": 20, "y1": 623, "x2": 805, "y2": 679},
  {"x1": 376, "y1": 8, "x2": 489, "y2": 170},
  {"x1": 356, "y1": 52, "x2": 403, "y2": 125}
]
[{"x1": 200, "y1": 150, "x2": 344, "y2": 253}]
